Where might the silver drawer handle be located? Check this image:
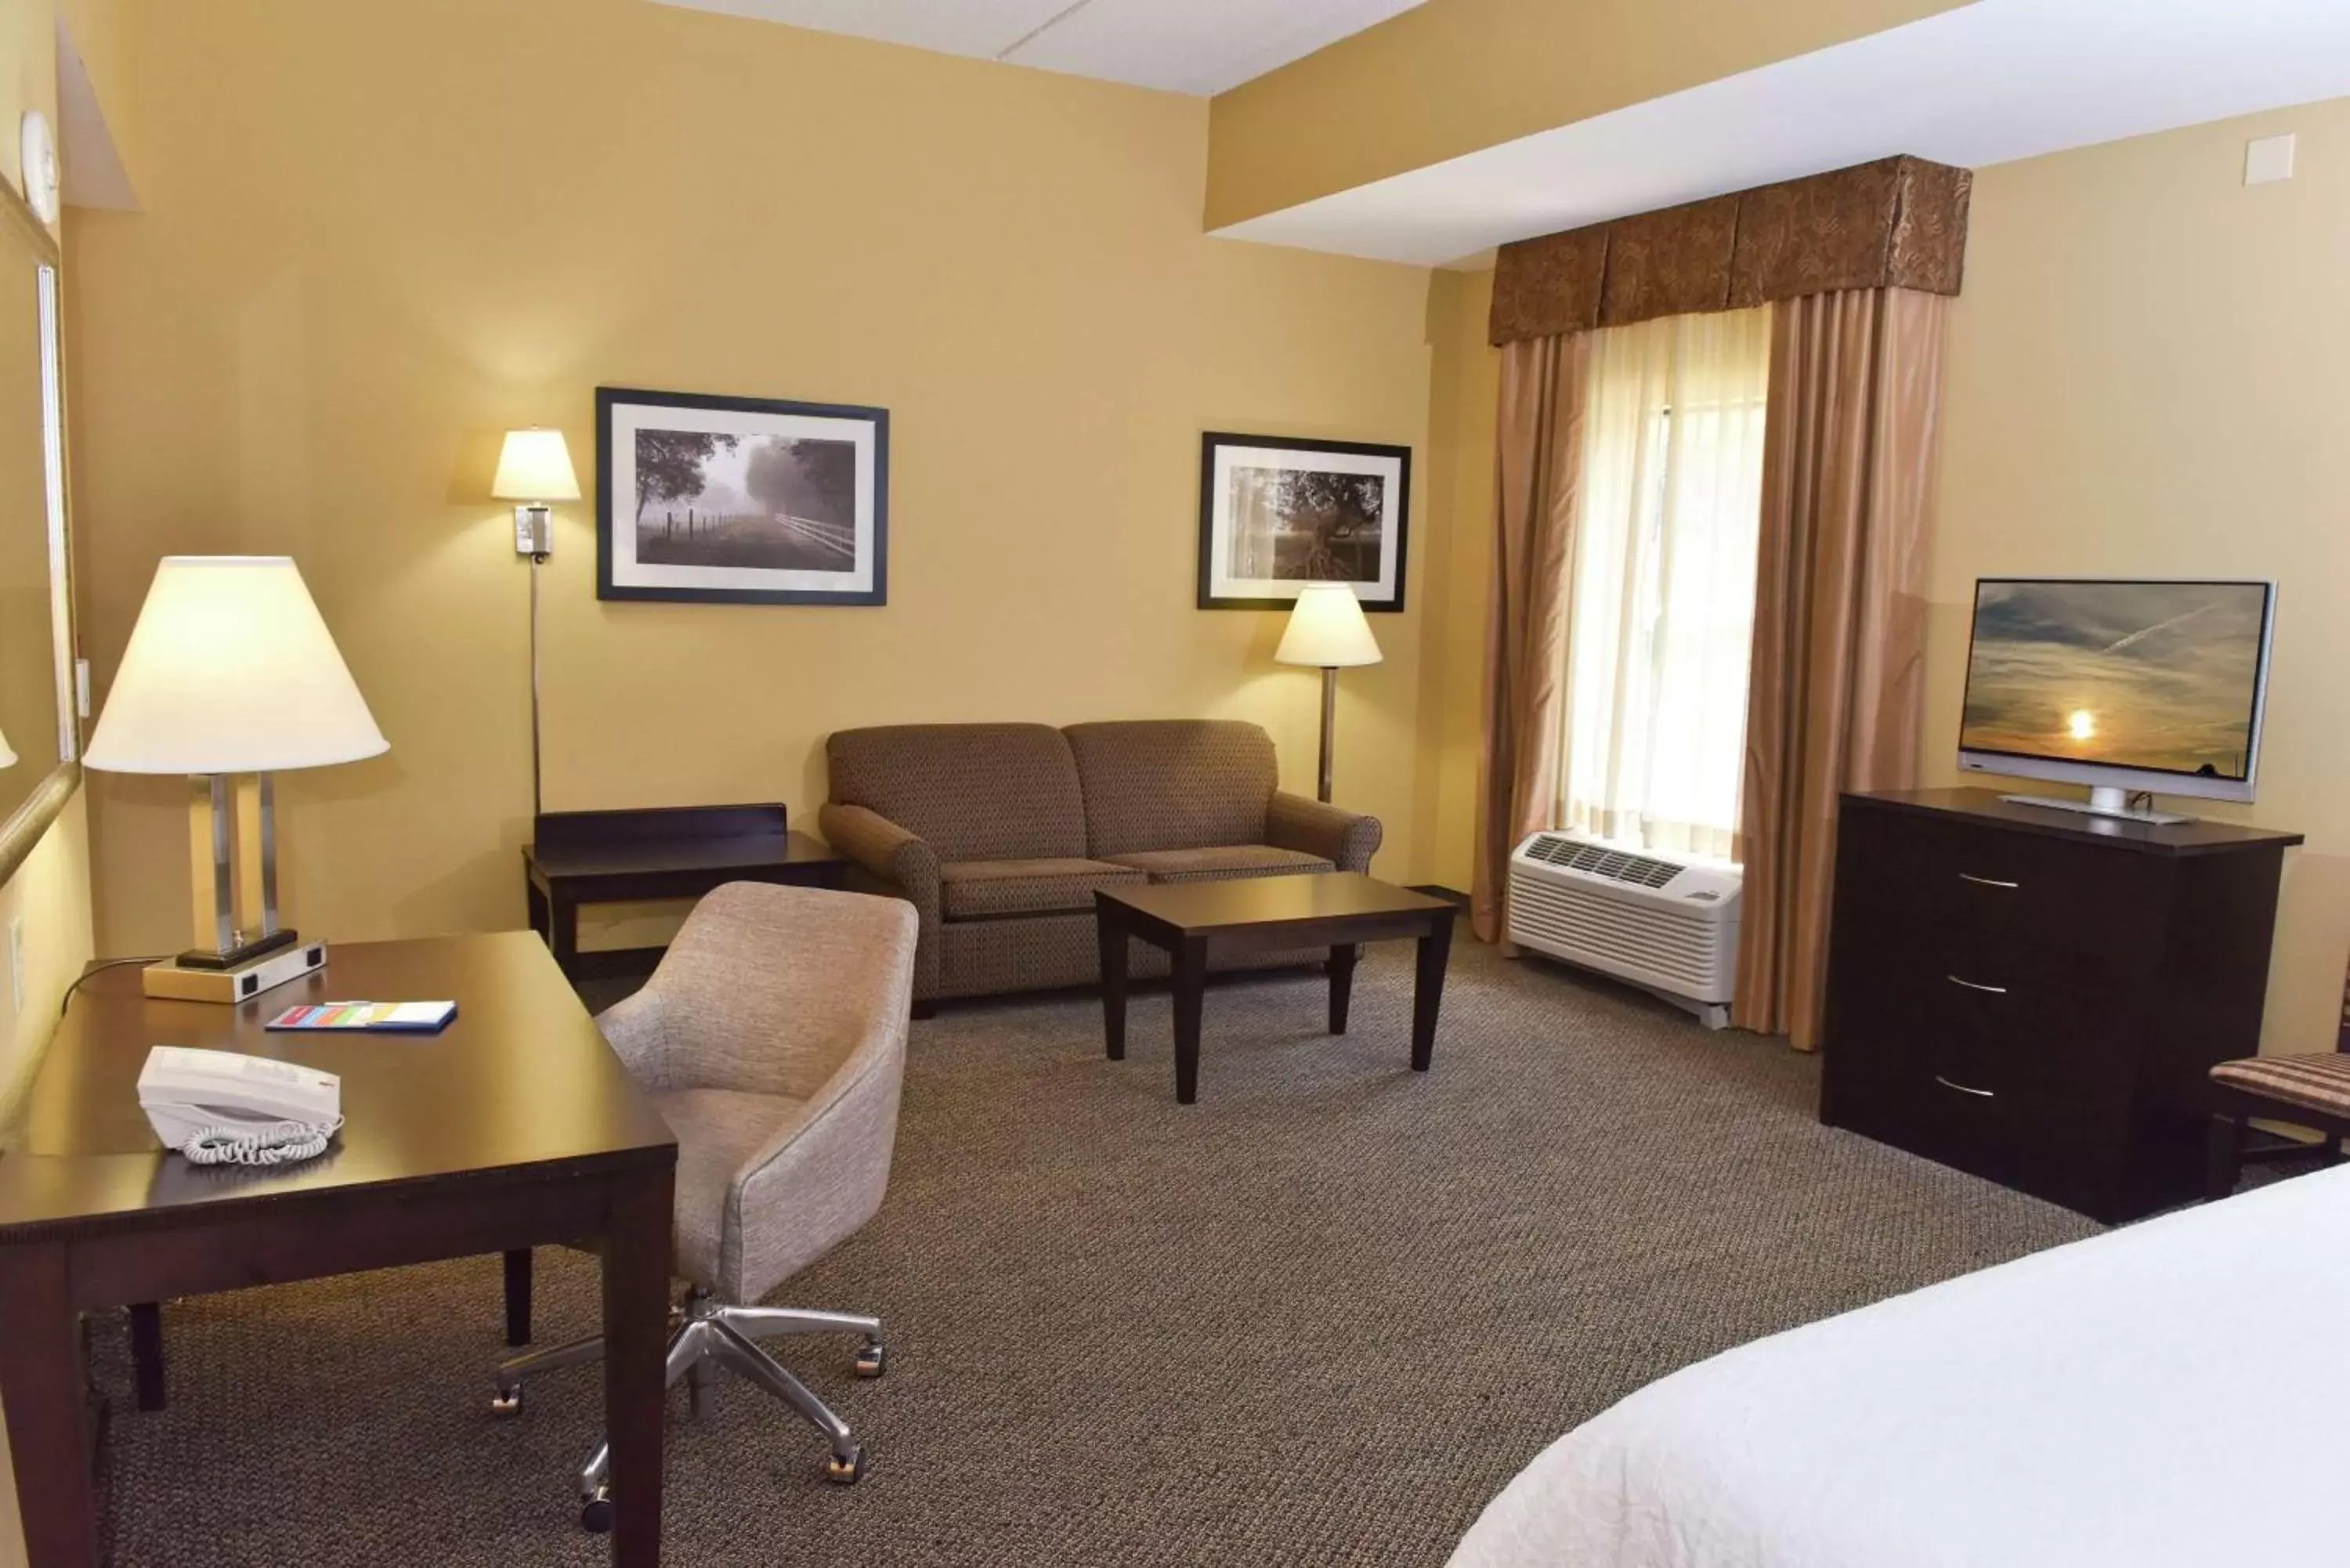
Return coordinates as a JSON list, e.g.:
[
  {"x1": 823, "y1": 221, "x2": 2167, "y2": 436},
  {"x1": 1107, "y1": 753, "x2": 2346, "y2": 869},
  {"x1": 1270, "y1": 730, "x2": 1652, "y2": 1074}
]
[
  {"x1": 1958, "y1": 873, "x2": 2019, "y2": 889},
  {"x1": 1946, "y1": 974, "x2": 2008, "y2": 995},
  {"x1": 1935, "y1": 1075, "x2": 1997, "y2": 1099}
]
